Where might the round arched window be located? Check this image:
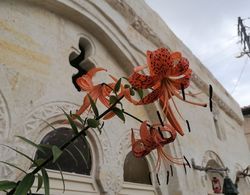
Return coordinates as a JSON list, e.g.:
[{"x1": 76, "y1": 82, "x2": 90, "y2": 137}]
[
  {"x1": 35, "y1": 127, "x2": 91, "y2": 175},
  {"x1": 123, "y1": 152, "x2": 151, "y2": 185}
]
